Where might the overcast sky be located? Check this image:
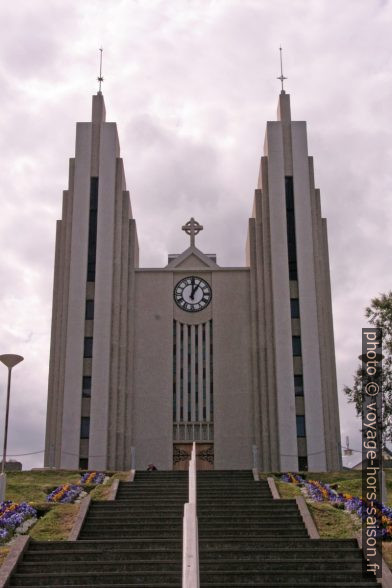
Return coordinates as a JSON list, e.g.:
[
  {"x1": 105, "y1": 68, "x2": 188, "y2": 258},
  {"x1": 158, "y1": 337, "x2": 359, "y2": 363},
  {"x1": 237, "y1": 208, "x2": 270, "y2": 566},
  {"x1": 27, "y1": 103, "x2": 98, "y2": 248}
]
[{"x1": 0, "y1": 0, "x2": 391, "y2": 470}]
